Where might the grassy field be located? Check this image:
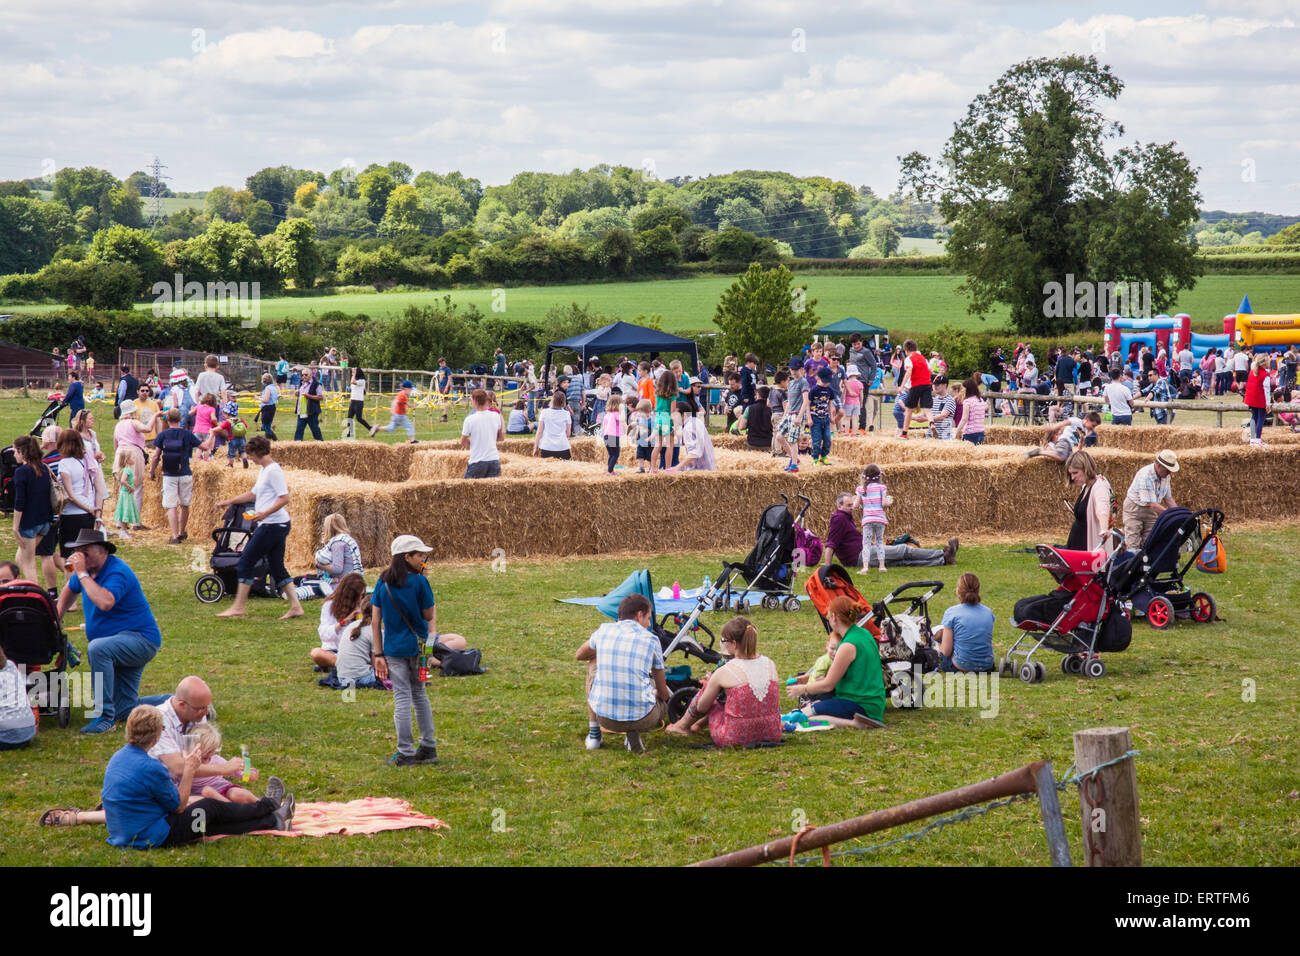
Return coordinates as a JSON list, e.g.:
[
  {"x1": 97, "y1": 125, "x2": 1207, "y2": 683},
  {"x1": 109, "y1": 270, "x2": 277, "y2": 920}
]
[
  {"x1": 0, "y1": 395, "x2": 1296, "y2": 866},
  {"x1": 7, "y1": 273, "x2": 1300, "y2": 338}
]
